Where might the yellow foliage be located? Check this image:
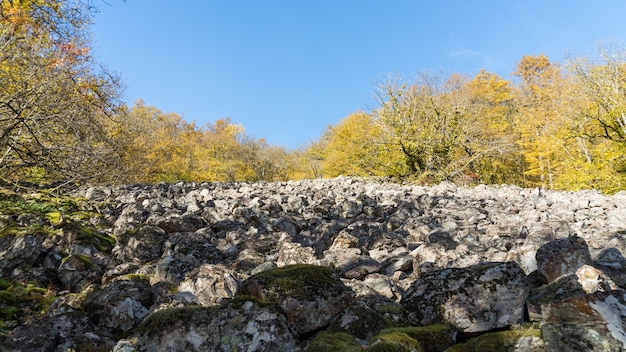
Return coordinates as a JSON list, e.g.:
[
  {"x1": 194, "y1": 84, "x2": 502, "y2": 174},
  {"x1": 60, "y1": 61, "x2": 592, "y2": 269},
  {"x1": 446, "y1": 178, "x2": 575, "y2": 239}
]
[{"x1": 320, "y1": 112, "x2": 394, "y2": 177}]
